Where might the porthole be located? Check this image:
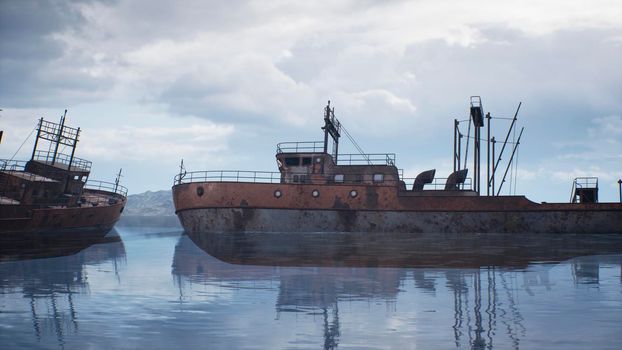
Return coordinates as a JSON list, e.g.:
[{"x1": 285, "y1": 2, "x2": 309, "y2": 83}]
[
  {"x1": 312, "y1": 189, "x2": 320, "y2": 198},
  {"x1": 196, "y1": 186, "x2": 205, "y2": 197},
  {"x1": 274, "y1": 189, "x2": 282, "y2": 198},
  {"x1": 349, "y1": 190, "x2": 358, "y2": 198}
]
